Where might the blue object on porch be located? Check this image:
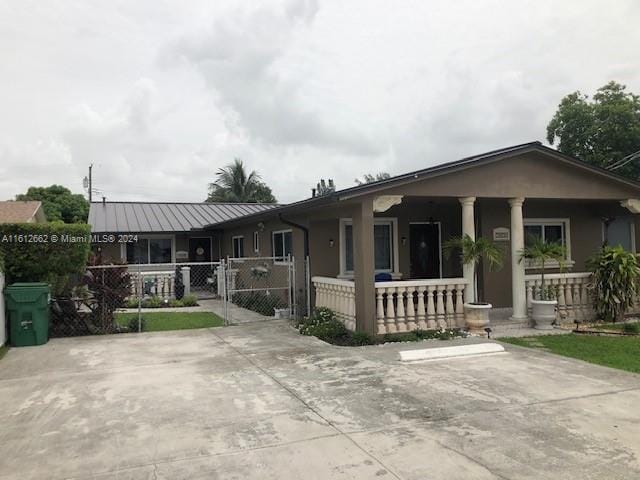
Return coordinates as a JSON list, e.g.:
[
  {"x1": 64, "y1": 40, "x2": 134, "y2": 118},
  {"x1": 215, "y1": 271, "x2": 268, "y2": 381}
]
[{"x1": 375, "y1": 273, "x2": 392, "y2": 282}]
